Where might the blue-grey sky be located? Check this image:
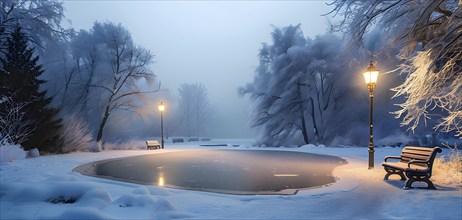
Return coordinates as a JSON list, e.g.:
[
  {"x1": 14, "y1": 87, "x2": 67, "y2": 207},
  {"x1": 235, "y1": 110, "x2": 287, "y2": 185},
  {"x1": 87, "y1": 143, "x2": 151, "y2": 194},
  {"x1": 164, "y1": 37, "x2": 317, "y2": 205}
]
[{"x1": 63, "y1": 1, "x2": 332, "y2": 138}]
